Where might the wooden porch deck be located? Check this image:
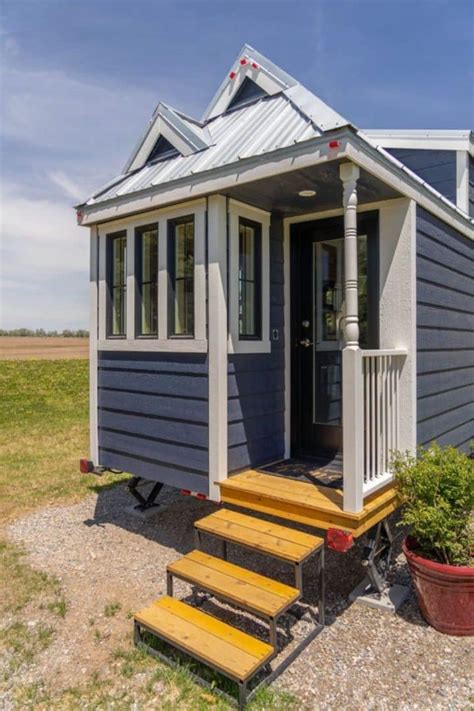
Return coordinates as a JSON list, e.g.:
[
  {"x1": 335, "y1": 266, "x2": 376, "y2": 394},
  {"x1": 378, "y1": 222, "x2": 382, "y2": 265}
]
[{"x1": 218, "y1": 470, "x2": 399, "y2": 537}]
